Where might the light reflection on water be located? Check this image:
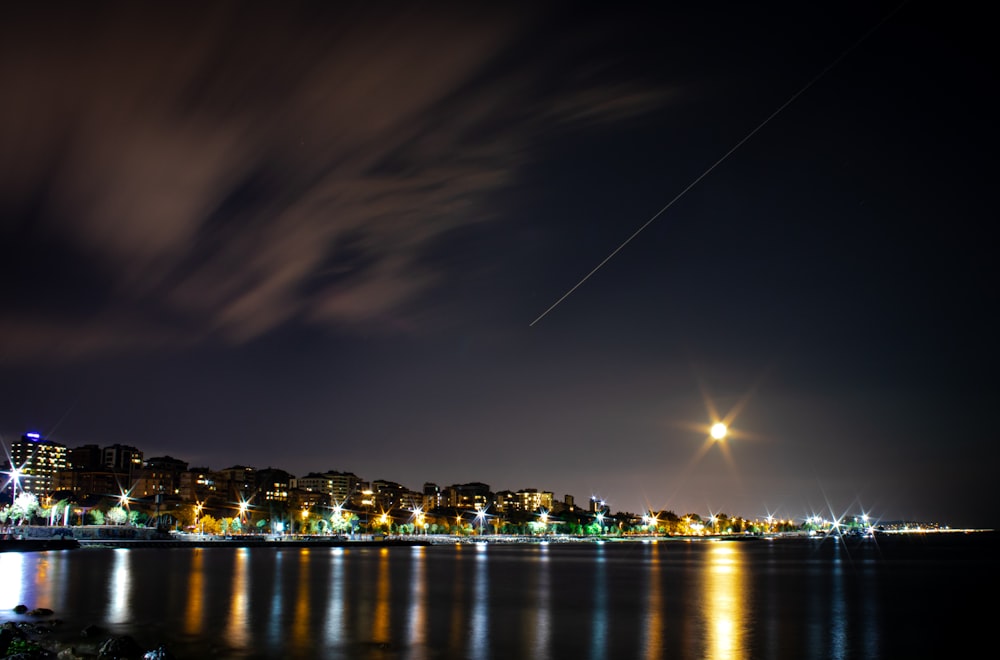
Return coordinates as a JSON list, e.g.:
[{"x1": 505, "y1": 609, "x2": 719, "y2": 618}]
[
  {"x1": 589, "y1": 543, "x2": 607, "y2": 660},
  {"x1": 372, "y1": 547, "x2": 391, "y2": 646},
  {"x1": 4, "y1": 538, "x2": 982, "y2": 659},
  {"x1": 448, "y1": 543, "x2": 465, "y2": 655},
  {"x1": 643, "y1": 542, "x2": 663, "y2": 660},
  {"x1": 406, "y1": 546, "x2": 427, "y2": 659},
  {"x1": 325, "y1": 547, "x2": 345, "y2": 648},
  {"x1": 291, "y1": 549, "x2": 311, "y2": 656},
  {"x1": 468, "y1": 544, "x2": 489, "y2": 660},
  {"x1": 226, "y1": 547, "x2": 249, "y2": 649},
  {"x1": 0, "y1": 552, "x2": 25, "y2": 609},
  {"x1": 703, "y1": 541, "x2": 749, "y2": 660},
  {"x1": 107, "y1": 548, "x2": 130, "y2": 624},
  {"x1": 829, "y1": 542, "x2": 846, "y2": 660},
  {"x1": 183, "y1": 548, "x2": 203, "y2": 636},
  {"x1": 531, "y1": 543, "x2": 551, "y2": 659}
]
